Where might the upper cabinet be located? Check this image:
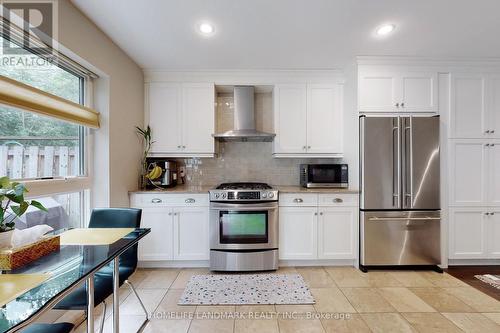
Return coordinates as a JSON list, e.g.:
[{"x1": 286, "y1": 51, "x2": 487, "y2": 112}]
[
  {"x1": 358, "y1": 69, "x2": 438, "y2": 113},
  {"x1": 146, "y1": 82, "x2": 215, "y2": 157},
  {"x1": 449, "y1": 73, "x2": 500, "y2": 139},
  {"x1": 273, "y1": 83, "x2": 343, "y2": 157}
]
